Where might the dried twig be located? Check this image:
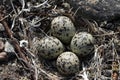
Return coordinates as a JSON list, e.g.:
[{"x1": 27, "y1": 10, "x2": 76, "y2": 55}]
[
  {"x1": 73, "y1": 6, "x2": 80, "y2": 17},
  {"x1": 94, "y1": 32, "x2": 119, "y2": 37},
  {"x1": 0, "y1": 9, "x2": 36, "y2": 79},
  {"x1": 10, "y1": 0, "x2": 17, "y2": 14},
  {"x1": 0, "y1": 12, "x2": 27, "y2": 61},
  {"x1": 11, "y1": 0, "x2": 25, "y2": 30},
  {"x1": 0, "y1": 10, "x2": 13, "y2": 22}
]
